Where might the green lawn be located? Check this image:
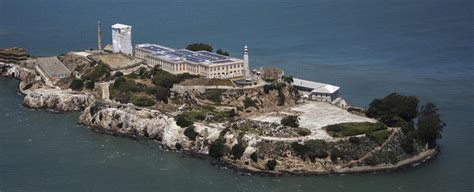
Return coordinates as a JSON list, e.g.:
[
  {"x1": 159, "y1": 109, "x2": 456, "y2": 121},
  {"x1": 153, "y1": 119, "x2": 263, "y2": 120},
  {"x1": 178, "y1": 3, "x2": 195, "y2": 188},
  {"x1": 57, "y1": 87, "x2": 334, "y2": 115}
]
[{"x1": 325, "y1": 122, "x2": 387, "y2": 137}]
